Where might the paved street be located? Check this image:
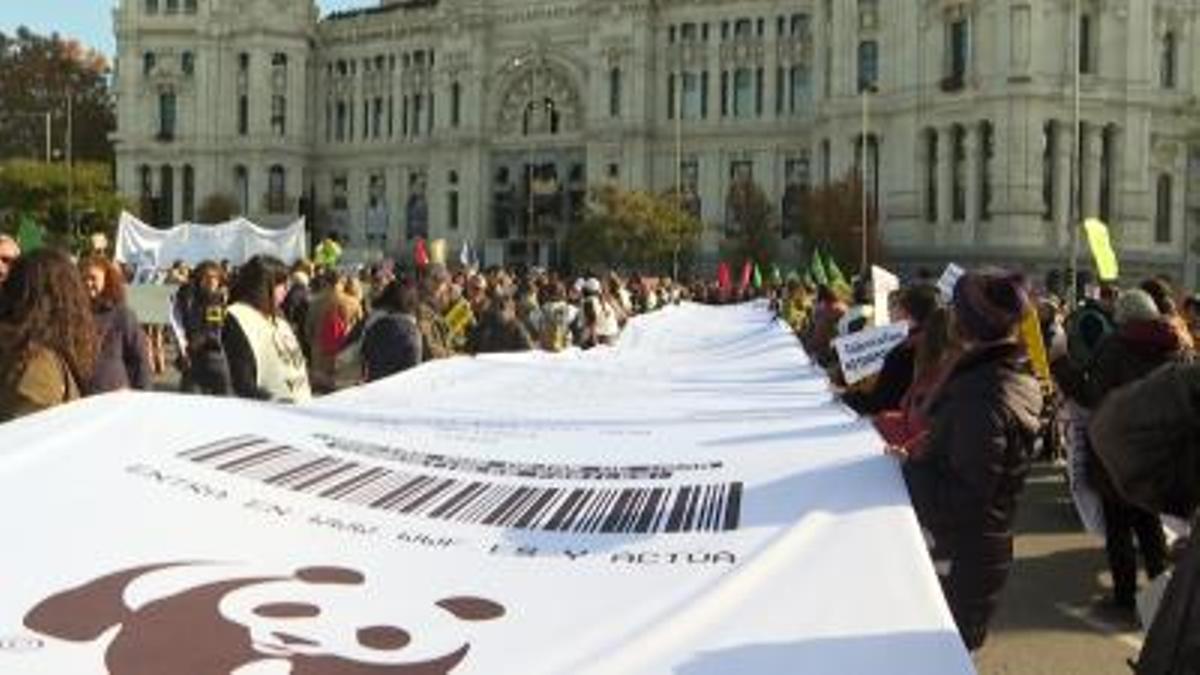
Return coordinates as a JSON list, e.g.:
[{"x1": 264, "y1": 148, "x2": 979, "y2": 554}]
[{"x1": 977, "y1": 464, "x2": 1142, "y2": 675}]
